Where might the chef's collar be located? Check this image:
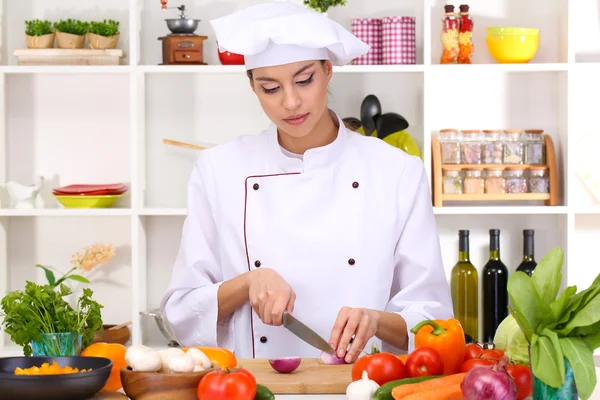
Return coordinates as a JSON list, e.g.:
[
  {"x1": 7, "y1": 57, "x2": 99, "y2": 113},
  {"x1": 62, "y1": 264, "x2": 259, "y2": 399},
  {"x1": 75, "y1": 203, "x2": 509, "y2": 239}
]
[{"x1": 267, "y1": 110, "x2": 348, "y2": 173}]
